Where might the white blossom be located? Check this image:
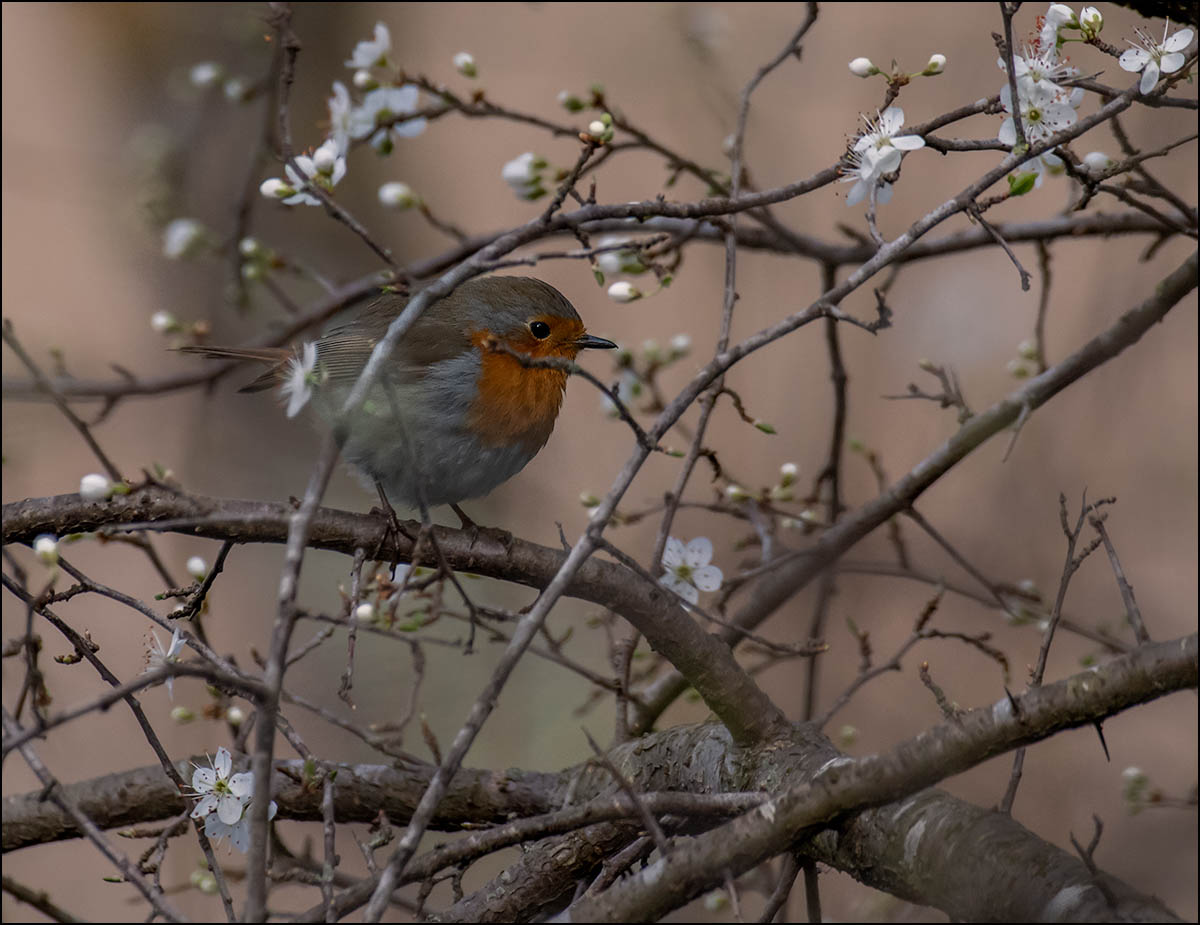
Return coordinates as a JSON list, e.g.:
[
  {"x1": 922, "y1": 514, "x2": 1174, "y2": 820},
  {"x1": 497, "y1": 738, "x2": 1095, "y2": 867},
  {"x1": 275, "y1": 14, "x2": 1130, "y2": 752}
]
[
  {"x1": 659, "y1": 537, "x2": 724, "y2": 605},
  {"x1": 1119, "y1": 21, "x2": 1194, "y2": 95},
  {"x1": 226, "y1": 705, "x2": 246, "y2": 726},
  {"x1": 853, "y1": 107, "x2": 925, "y2": 157},
  {"x1": 187, "y1": 556, "x2": 208, "y2": 580},
  {"x1": 841, "y1": 144, "x2": 902, "y2": 207},
  {"x1": 80, "y1": 473, "x2": 113, "y2": 501},
  {"x1": 998, "y1": 80, "x2": 1077, "y2": 147},
  {"x1": 348, "y1": 85, "x2": 427, "y2": 150},
  {"x1": 345, "y1": 22, "x2": 391, "y2": 69},
  {"x1": 190, "y1": 747, "x2": 252, "y2": 826}
]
